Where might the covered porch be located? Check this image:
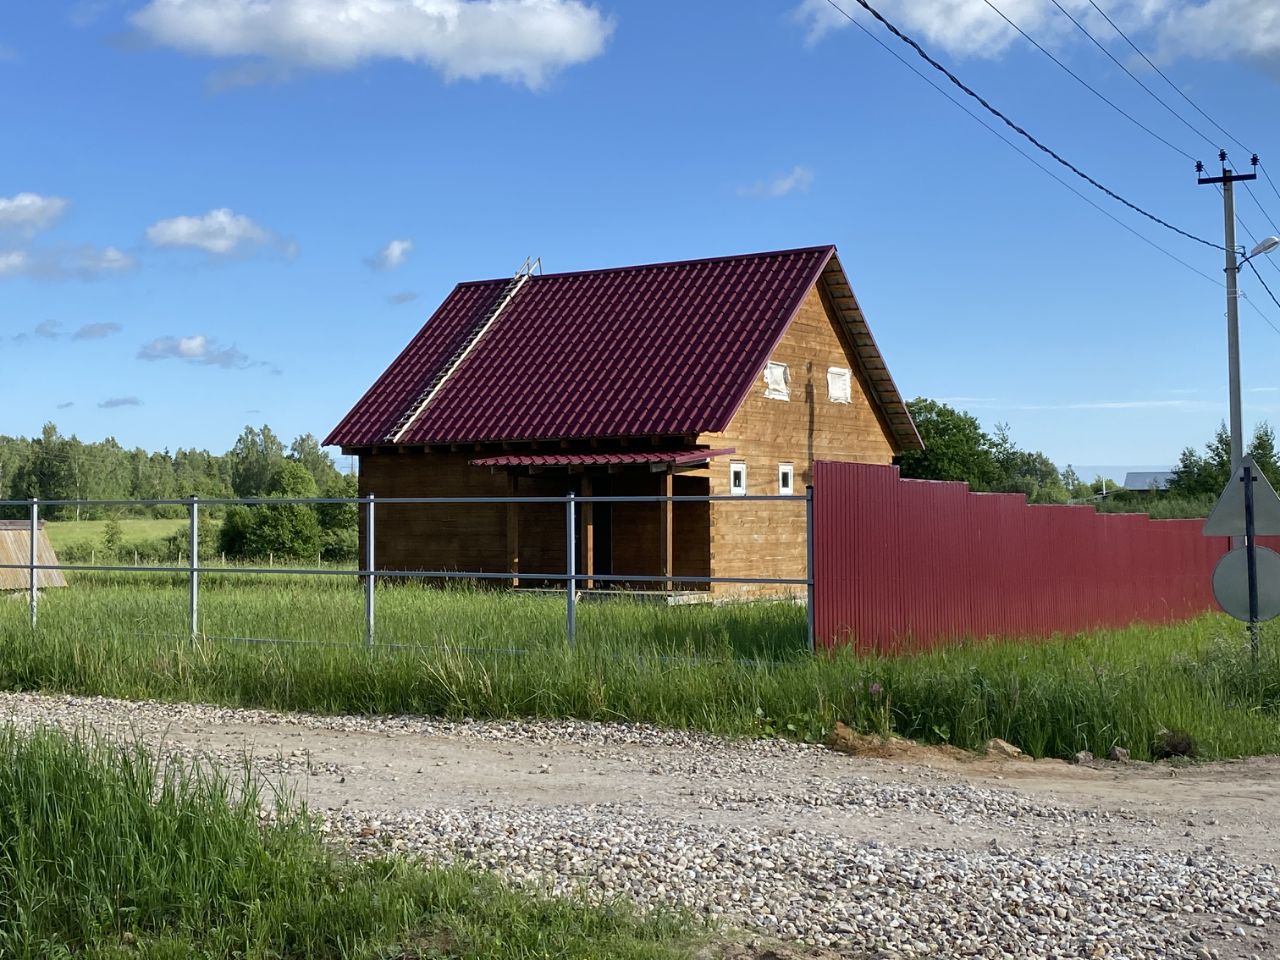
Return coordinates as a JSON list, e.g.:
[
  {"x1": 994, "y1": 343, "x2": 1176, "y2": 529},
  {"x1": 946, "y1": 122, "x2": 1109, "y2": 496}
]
[{"x1": 470, "y1": 449, "x2": 731, "y2": 591}]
